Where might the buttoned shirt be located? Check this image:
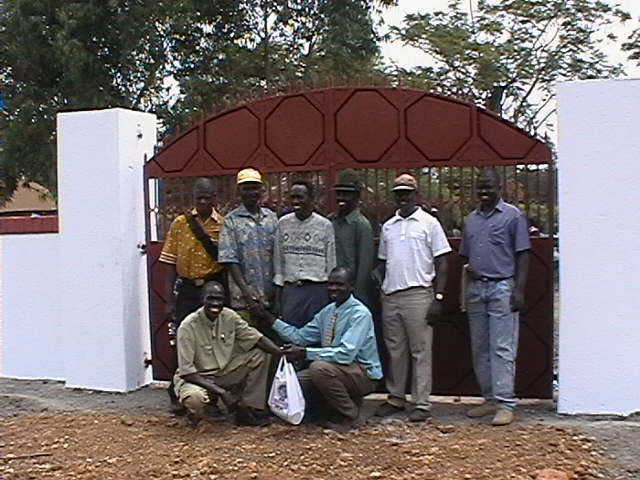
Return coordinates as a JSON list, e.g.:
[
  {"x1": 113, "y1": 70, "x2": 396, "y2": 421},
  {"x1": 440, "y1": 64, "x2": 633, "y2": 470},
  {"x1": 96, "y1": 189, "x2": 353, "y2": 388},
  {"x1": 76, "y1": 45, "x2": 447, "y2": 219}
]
[
  {"x1": 218, "y1": 205, "x2": 278, "y2": 309},
  {"x1": 378, "y1": 207, "x2": 452, "y2": 295},
  {"x1": 273, "y1": 212, "x2": 337, "y2": 286},
  {"x1": 159, "y1": 208, "x2": 224, "y2": 279},
  {"x1": 459, "y1": 199, "x2": 531, "y2": 278},
  {"x1": 176, "y1": 307, "x2": 263, "y2": 377},
  {"x1": 273, "y1": 295, "x2": 382, "y2": 380},
  {"x1": 331, "y1": 209, "x2": 374, "y2": 304}
]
